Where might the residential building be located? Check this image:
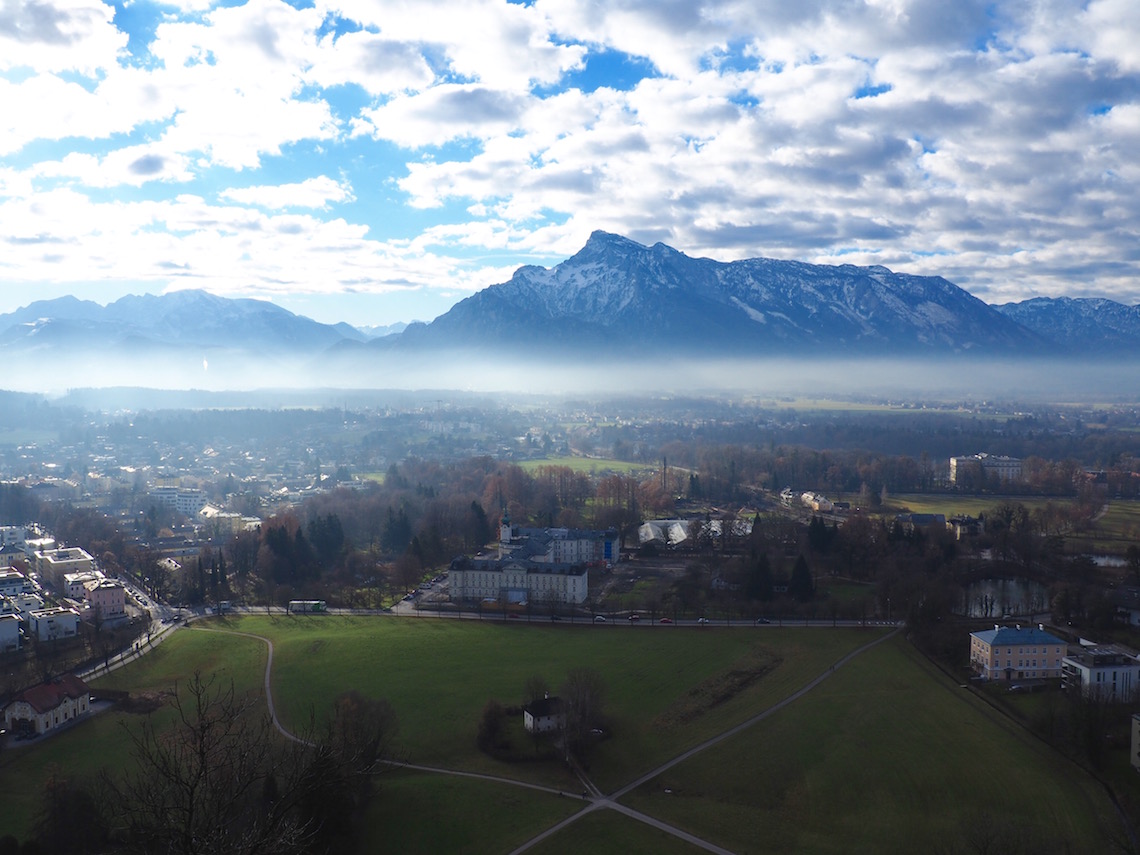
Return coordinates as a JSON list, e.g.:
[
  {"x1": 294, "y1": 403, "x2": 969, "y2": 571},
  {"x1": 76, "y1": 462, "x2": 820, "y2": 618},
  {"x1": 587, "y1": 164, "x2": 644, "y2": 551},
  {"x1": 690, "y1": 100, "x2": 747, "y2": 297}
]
[
  {"x1": 29, "y1": 607, "x2": 80, "y2": 641},
  {"x1": 86, "y1": 579, "x2": 127, "y2": 624},
  {"x1": 0, "y1": 613, "x2": 20, "y2": 651},
  {"x1": 0, "y1": 568, "x2": 31, "y2": 597},
  {"x1": 1, "y1": 591, "x2": 44, "y2": 620},
  {"x1": 198, "y1": 504, "x2": 247, "y2": 537},
  {"x1": 35, "y1": 547, "x2": 95, "y2": 591},
  {"x1": 64, "y1": 570, "x2": 103, "y2": 600},
  {"x1": 0, "y1": 543, "x2": 25, "y2": 568},
  {"x1": 523, "y1": 695, "x2": 565, "y2": 734},
  {"x1": 22, "y1": 536, "x2": 56, "y2": 559},
  {"x1": 1061, "y1": 646, "x2": 1140, "y2": 701},
  {"x1": 3, "y1": 674, "x2": 90, "y2": 737},
  {"x1": 448, "y1": 555, "x2": 589, "y2": 605},
  {"x1": 149, "y1": 485, "x2": 207, "y2": 516},
  {"x1": 969, "y1": 624, "x2": 1067, "y2": 682},
  {"x1": 949, "y1": 515, "x2": 984, "y2": 540}
]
